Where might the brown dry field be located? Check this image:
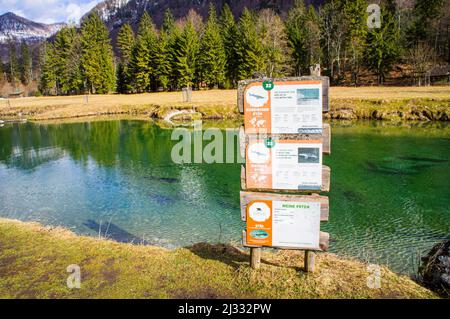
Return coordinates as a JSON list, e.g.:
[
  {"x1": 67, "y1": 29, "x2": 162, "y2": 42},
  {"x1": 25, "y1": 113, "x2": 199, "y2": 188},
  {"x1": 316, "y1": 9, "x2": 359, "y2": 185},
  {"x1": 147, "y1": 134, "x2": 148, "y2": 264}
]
[
  {"x1": 2, "y1": 86, "x2": 450, "y2": 108},
  {"x1": 0, "y1": 86, "x2": 449, "y2": 121}
]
